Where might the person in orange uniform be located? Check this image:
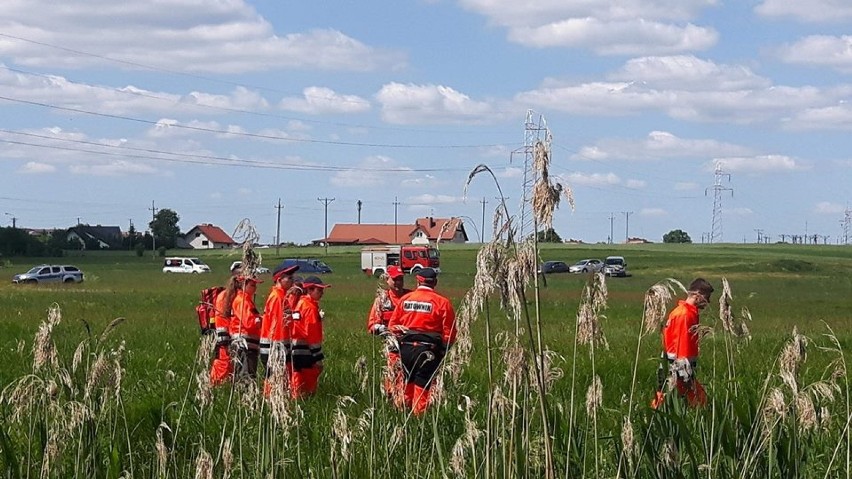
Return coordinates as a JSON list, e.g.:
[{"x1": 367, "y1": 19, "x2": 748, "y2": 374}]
[
  {"x1": 652, "y1": 278, "x2": 714, "y2": 409},
  {"x1": 367, "y1": 265, "x2": 411, "y2": 398},
  {"x1": 210, "y1": 275, "x2": 239, "y2": 386},
  {"x1": 388, "y1": 267, "x2": 456, "y2": 415},
  {"x1": 228, "y1": 275, "x2": 263, "y2": 380},
  {"x1": 260, "y1": 264, "x2": 299, "y2": 396},
  {"x1": 290, "y1": 276, "x2": 330, "y2": 398}
]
